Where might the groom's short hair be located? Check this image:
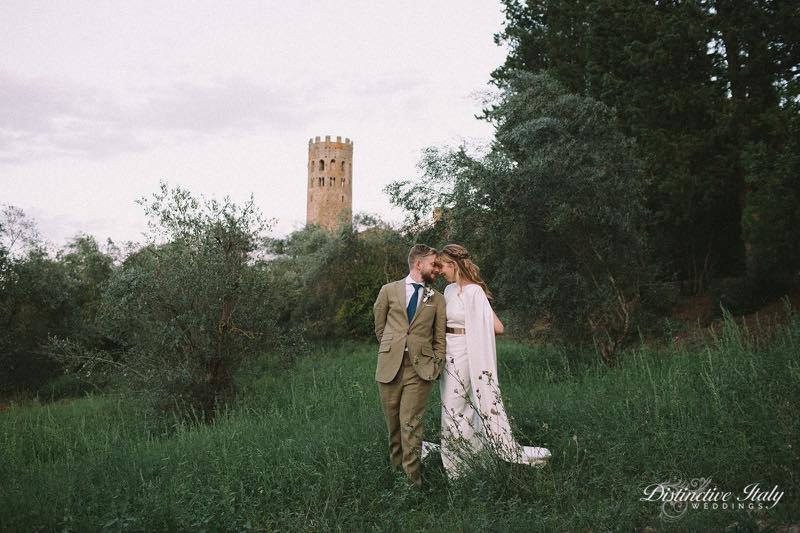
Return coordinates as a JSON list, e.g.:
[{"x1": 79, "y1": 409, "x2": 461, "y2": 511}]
[{"x1": 408, "y1": 244, "x2": 436, "y2": 270}]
